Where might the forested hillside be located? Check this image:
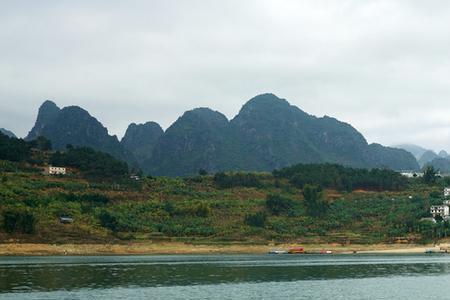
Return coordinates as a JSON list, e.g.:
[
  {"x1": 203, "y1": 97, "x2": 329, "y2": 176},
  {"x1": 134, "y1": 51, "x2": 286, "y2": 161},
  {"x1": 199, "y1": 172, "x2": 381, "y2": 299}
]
[{"x1": 0, "y1": 138, "x2": 446, "y2": 244}]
